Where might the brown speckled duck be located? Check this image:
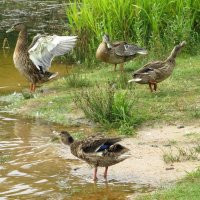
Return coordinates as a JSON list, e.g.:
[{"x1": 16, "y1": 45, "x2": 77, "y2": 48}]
[
  {"x1": 6, "y1": 23, "x2": 77, "y2": 92},
  {"x1": 96, "y1": 34, "x2": 147, "y2": 71},
  {"x1": 58, "y1": 131, "x2": 130, "y2": 181},
  {"x1": 128, "y1": 41, "x2": 186, "y2": 92}
]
